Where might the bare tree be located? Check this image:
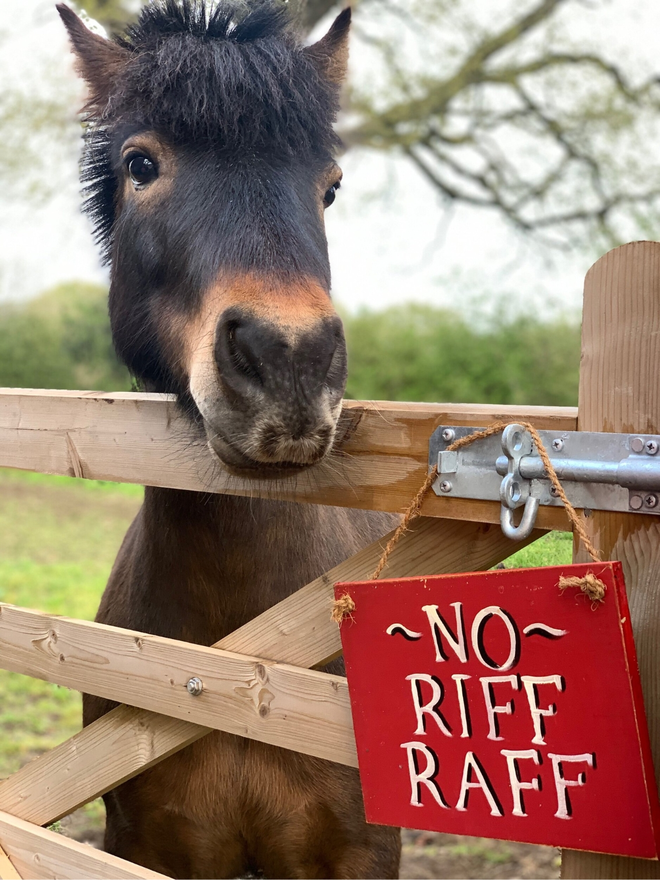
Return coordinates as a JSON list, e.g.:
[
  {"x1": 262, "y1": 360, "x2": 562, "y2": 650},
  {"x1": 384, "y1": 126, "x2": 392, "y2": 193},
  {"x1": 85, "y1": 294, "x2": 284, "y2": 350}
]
[{"x1": 342, "y1": 0, "x2": 660, "y2": 247}]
